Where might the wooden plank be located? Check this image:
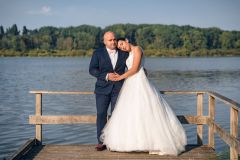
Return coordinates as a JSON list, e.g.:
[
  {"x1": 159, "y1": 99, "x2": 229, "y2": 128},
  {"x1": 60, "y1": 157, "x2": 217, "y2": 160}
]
[
  {"x1": 30, "y1": 90, "x2": 207, "y2": 95},
  {"x1": 29, "y1": 115, "x2": 208, "y2": 125},
  {"x1": 230, "y1": 107, "x2": 239, "y2": 160},
  {"x1": 177, "y1": 115, "x2": 208, "y2": 124},
  {"x1": 207, "y1": 91, "x2": 240, "y2": 110},
  {"x1": 29, "y1": 90, "x2": 240, "y2": 110},
  {"x1": 20, "y1": 144, "x2": 216, "y2": 160},
  {"x1": 207, "y1": 119, "x2": 240, "y2": 152},
  {"x1": 35, "y1": 94, "x2": 42, "y2": 144},
  {"x1": 27, "y1": 89, "x2": 240, "y2": 159},
  {"x1": 208, "y1": 95, "x2": 215, "y2": 148},
  {"x1": 197, "y1": 93, "x2": 203, "y2": 145},
  {"x1": 29, "y1": 115, "x2": 97, "y2": 124},
  {"x1": 160, "y1": 90, "x2": 207, "y2": 95},
  {"x1": 30, "y1": 91, "x2": 94, "y2": 95}
]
